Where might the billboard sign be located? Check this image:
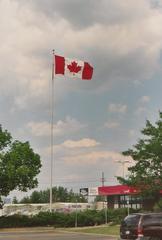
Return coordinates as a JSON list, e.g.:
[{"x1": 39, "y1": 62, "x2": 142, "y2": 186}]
[{"x1": 80, "y1": 188, "x2": 88, "y2": 196}]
